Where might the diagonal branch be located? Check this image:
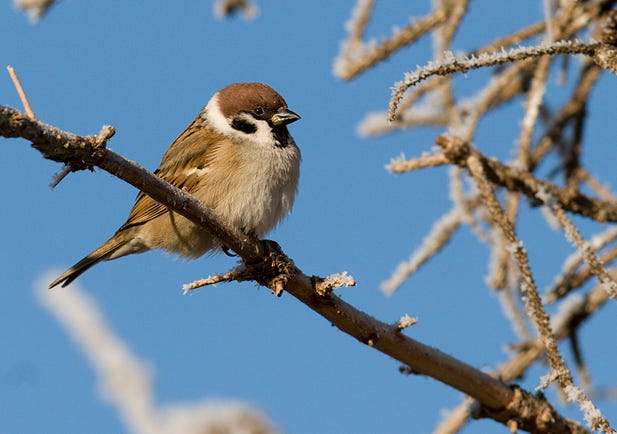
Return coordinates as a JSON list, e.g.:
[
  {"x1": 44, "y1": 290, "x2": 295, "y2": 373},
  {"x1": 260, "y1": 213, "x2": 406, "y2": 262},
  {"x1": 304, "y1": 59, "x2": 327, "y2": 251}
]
[{"x1": 1, "y1": 105, "x2": 592, "y2": 433}]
